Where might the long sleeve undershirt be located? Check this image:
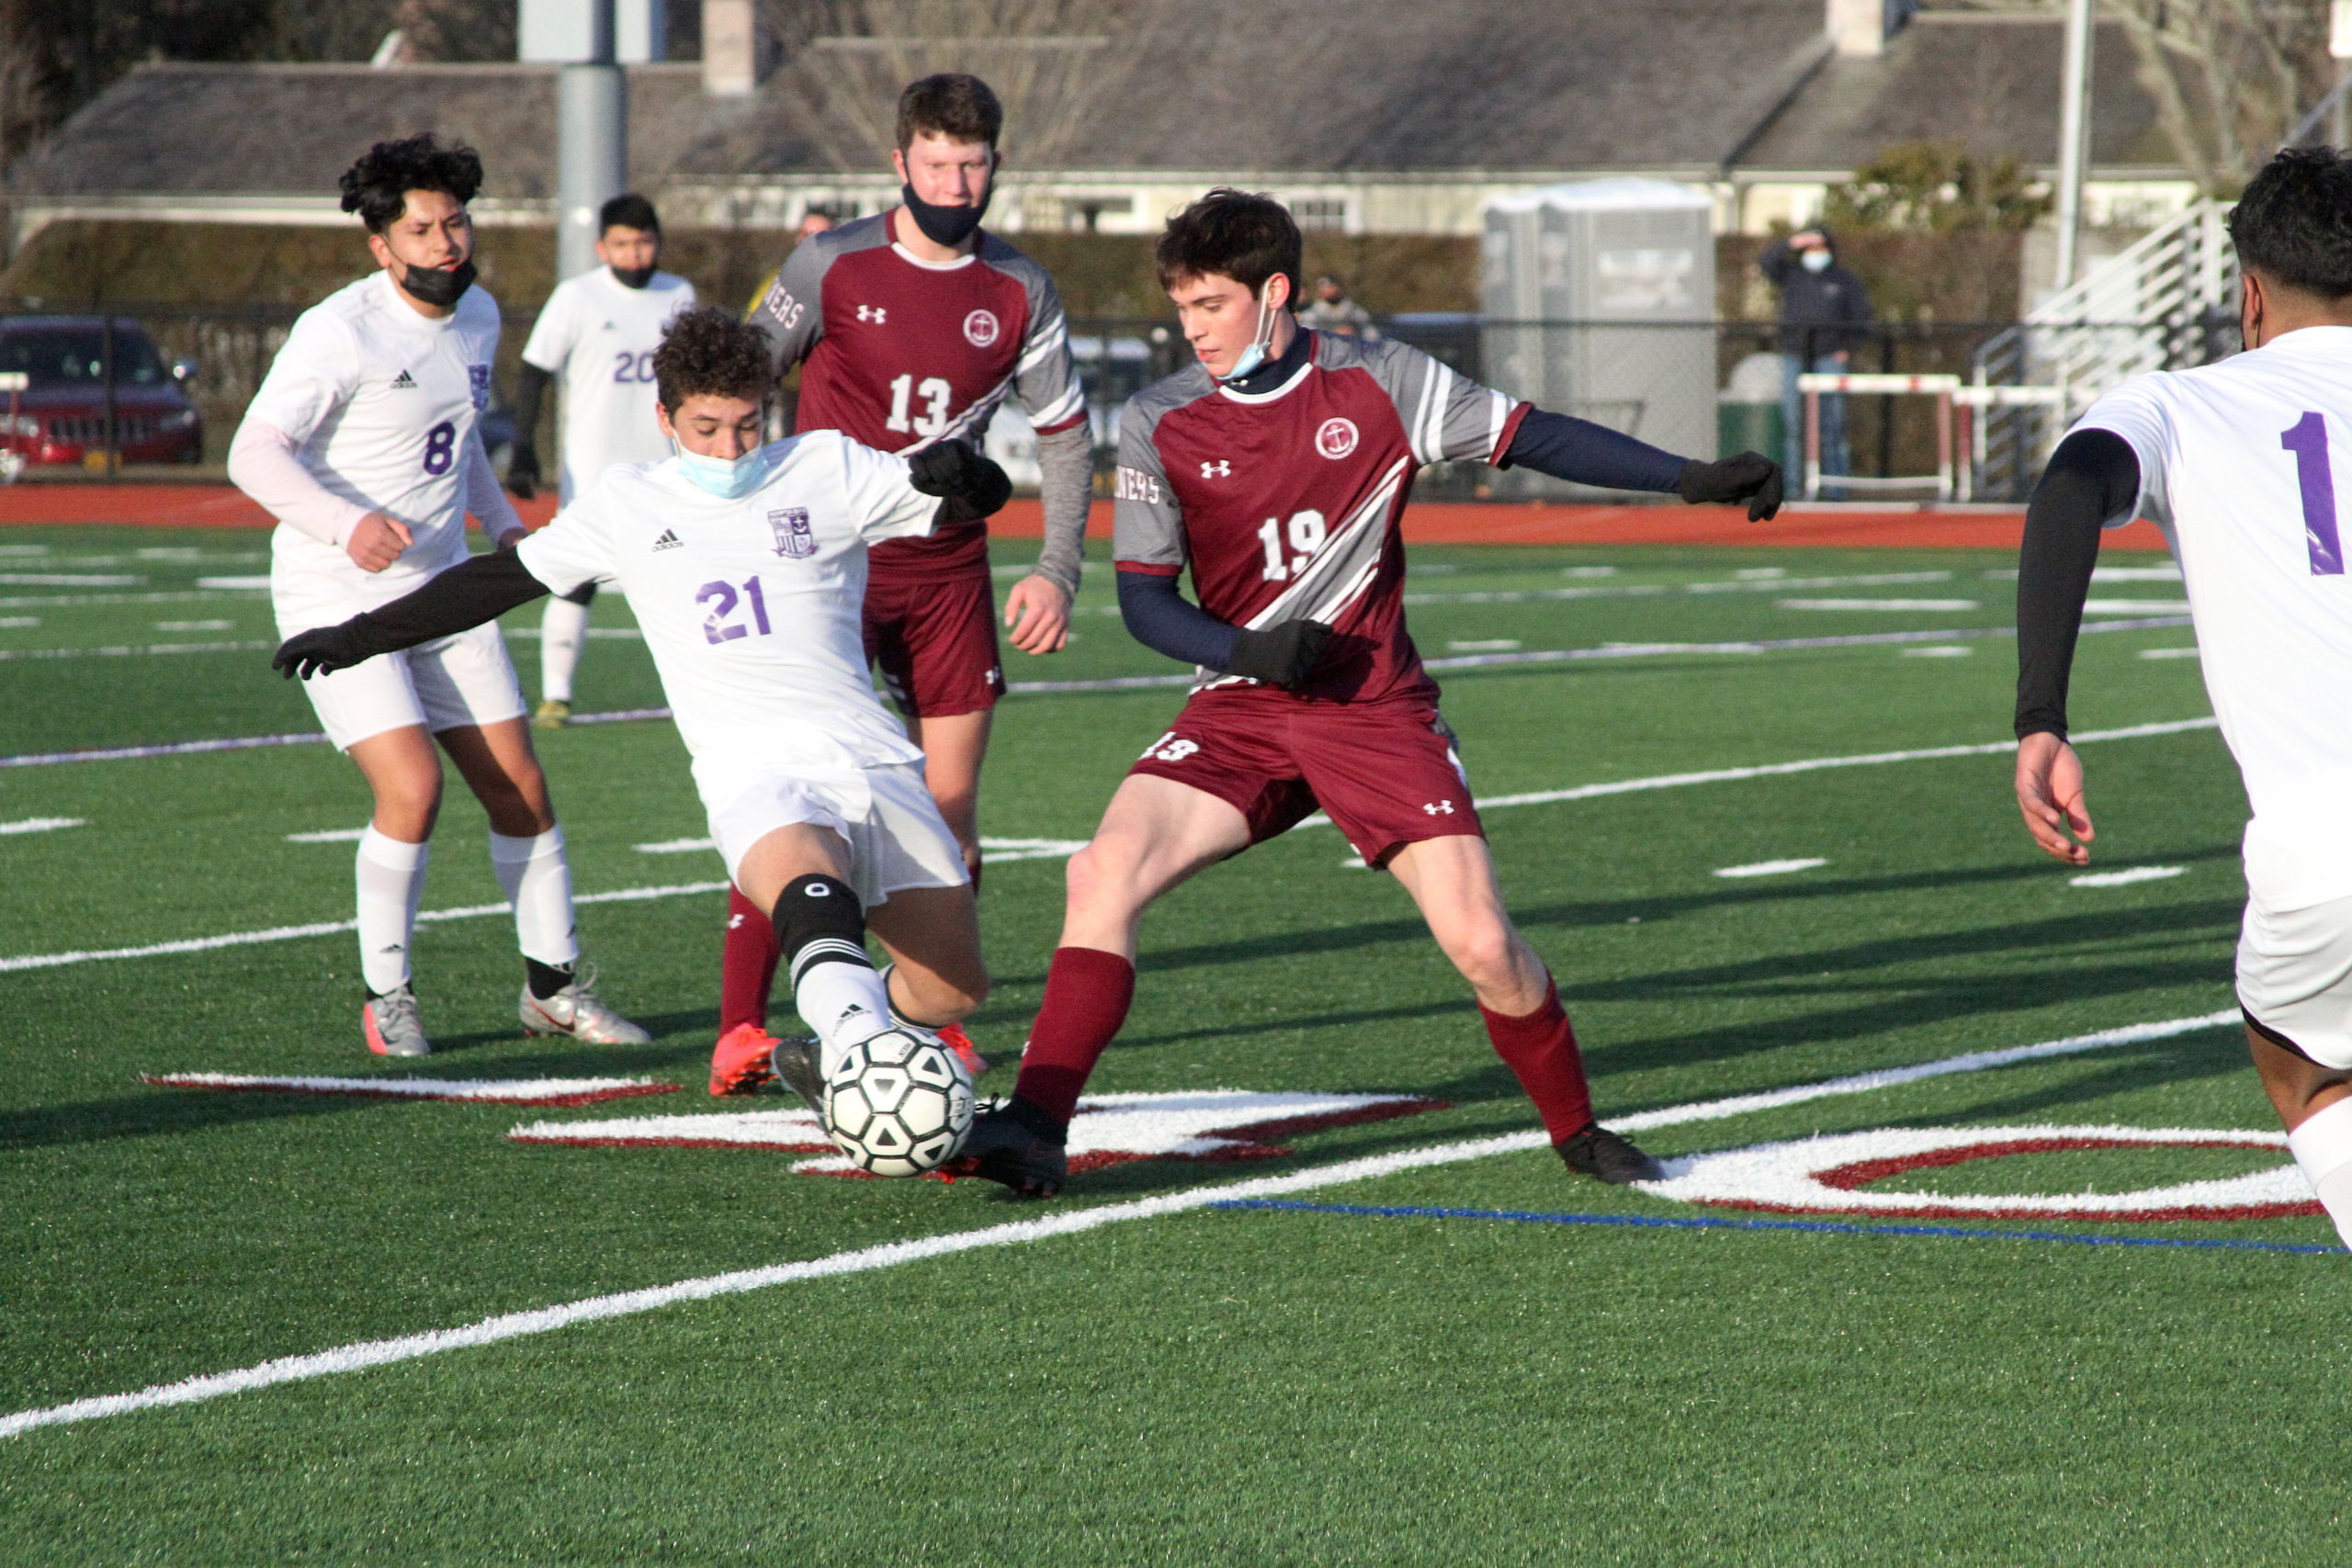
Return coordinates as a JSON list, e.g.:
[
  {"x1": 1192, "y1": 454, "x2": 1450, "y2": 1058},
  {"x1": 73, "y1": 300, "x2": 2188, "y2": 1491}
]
[
  {"x1": 1033, "y1": 421, "x2": 1093, "y2": 598},
  {"x1": 1114, "y1": 404, "x2": 1693, "y2": 669},
  {"x1": 335, "y1": 549, "x2": 551, "y2": 663},
  {"x1": 230, "y1": 419, "x2": 524, "y2": 550},
  {"x1": 2014, "y1": 429, "x2": 2143, "y2": 740}
]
